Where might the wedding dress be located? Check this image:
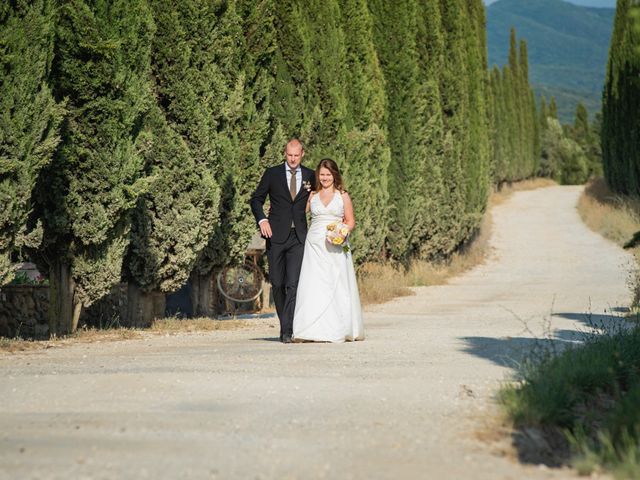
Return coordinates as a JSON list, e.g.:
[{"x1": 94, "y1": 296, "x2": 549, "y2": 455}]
[{"x1": 293, "y1": 191, "x2": 364, "y2": 342}]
